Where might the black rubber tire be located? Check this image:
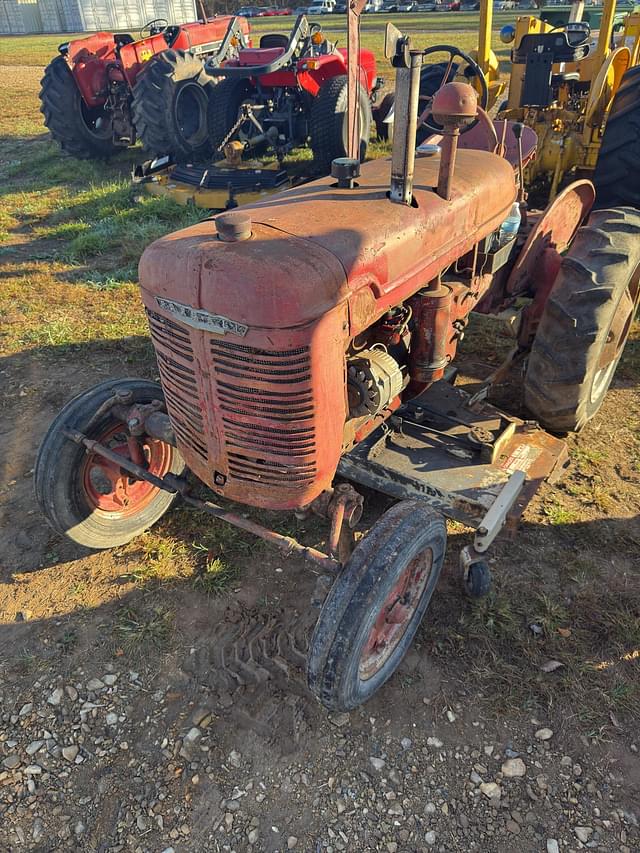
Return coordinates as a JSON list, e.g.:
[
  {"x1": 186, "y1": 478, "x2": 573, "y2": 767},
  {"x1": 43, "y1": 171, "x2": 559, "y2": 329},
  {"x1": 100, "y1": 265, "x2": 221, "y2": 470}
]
[
  {"x1": 309, "y1": 74, "x2": 372, "y2": 174},
  {"x1": 132, "y1": 49, "x2": 216, "y2": 162},
  {"x1": 259, "y1": 33, "x2": 289, "y2": 49},
  {"x1": 593, "y1": 65, "x2": 640, "y2": 209},
  {"x1": 206, "y1": 77, "x2": 257, "y2": 154},
  {"x1": 464, "y1": 561, "x2": 491, "y2": 598},
  {"x1": 34, "y1": 379, "x2": 185, "y2": 550},
  {"x1": 373, "y1": 91, "x2": 394, "y2": 141},
  {"x1": 39, "y1": 55, "x2": 118, "y2": 159},
  {"x1": 307, "y1": 501, "x2": 446, "y2": 711},
  {"x1": 524, "y1": 207, "x2": 640, "y2": 432}
]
